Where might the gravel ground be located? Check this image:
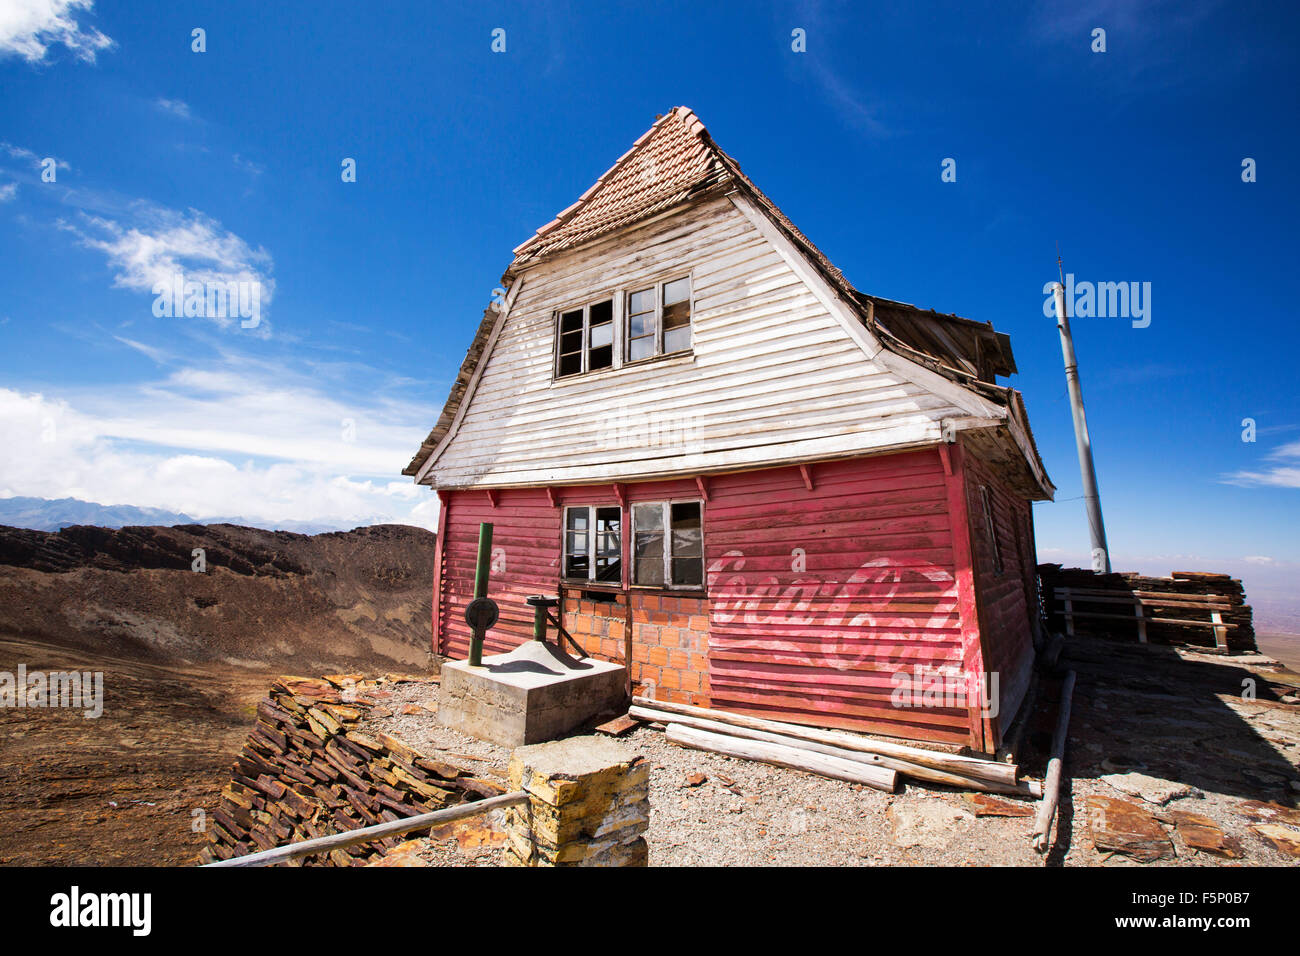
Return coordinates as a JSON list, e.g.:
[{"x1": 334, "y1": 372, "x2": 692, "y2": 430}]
[
  {"x1": 353, "y1": 643, "x2": 1300, "y2": 868},
  {"x1": 629, "y1": 726, "x2": 1044, "y2": 866},
  {"x1": 358, "y1": 679, "x2": 1045, "y2": 867}
]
